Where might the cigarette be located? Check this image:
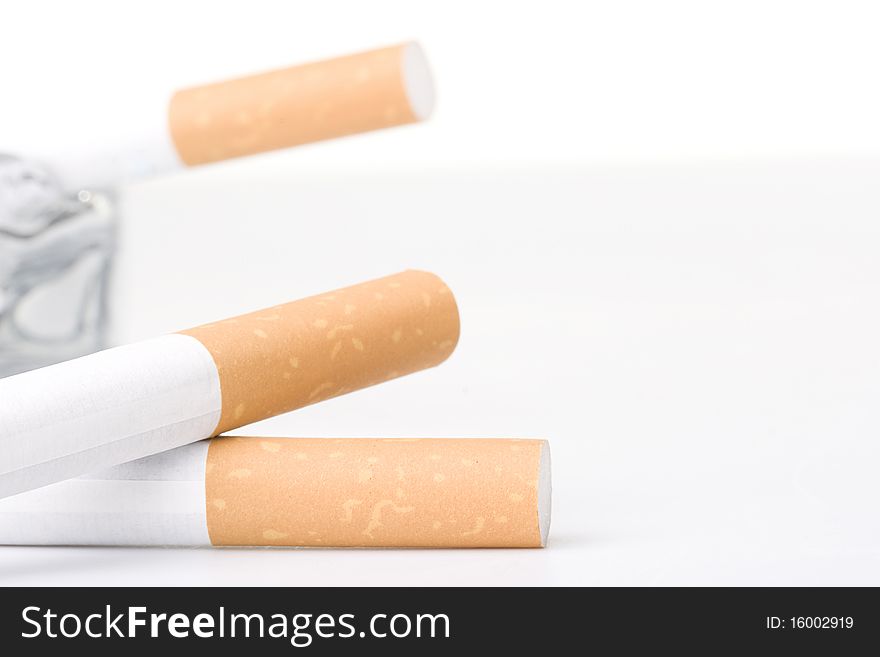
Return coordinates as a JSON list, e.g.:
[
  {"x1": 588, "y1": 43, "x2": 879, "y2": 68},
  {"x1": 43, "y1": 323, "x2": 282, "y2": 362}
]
[
  {"x1": 0, "y1": 437, "x2": 551, "y2": 548},
  {"x1": 42, "y1": 42, "x2": 435, "y2": 191},
  {"x1": 0, "y1": 270, "x2": 459, "y2": 499}
]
